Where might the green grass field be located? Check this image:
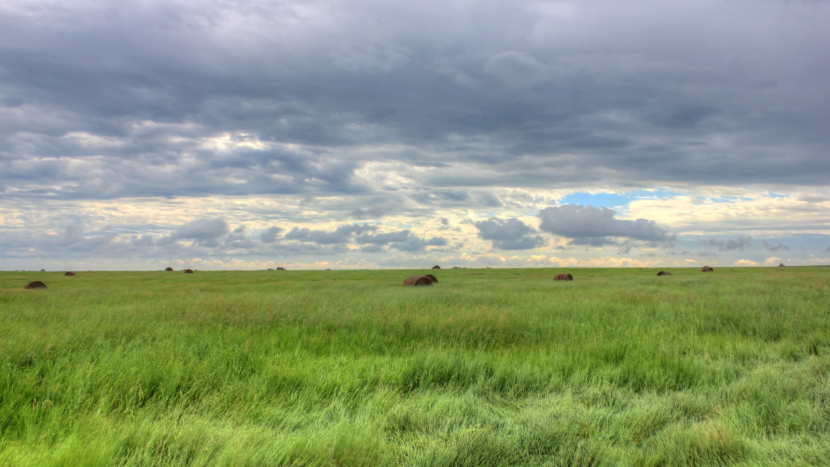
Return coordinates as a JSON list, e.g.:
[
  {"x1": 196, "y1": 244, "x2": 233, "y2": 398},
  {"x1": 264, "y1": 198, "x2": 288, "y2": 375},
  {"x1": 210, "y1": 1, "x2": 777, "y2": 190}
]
[{"x1": 1, "y1": 267, "x2": 829, "y2": 466}]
